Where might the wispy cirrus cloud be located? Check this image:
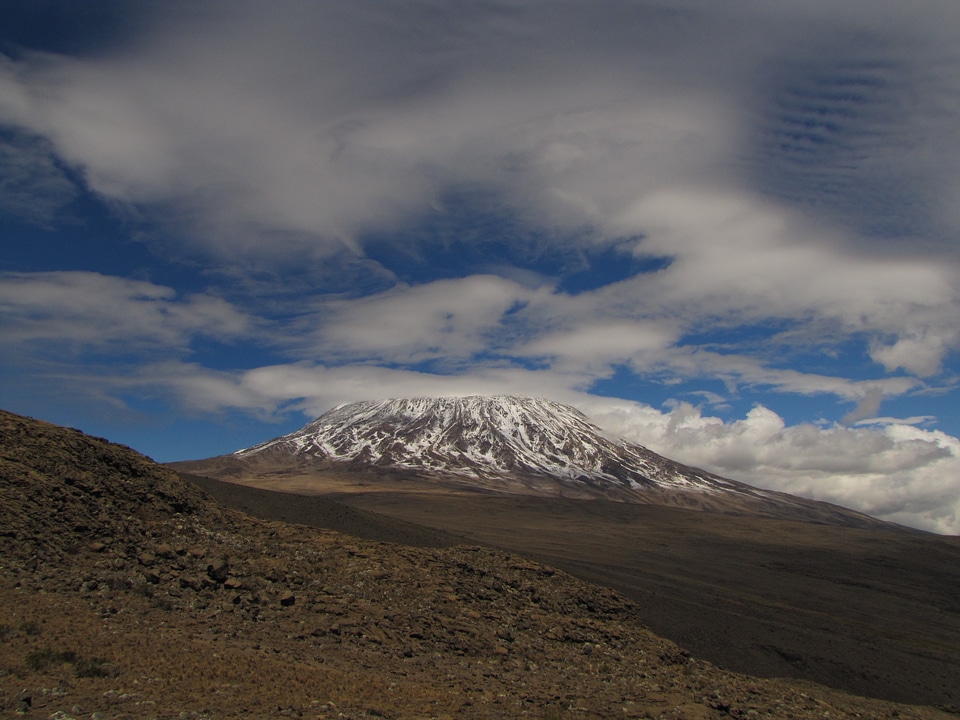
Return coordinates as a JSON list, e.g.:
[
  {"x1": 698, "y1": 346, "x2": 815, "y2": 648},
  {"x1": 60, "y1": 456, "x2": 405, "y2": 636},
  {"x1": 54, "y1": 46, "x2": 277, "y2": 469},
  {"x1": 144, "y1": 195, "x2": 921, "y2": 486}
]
[
  {"x1": 302, "y1": 275, "x2": 541, "y2": 365},
  {"x1": 5, "y1": 1, "x2": 954, "y2": 262},
  {"x1": 2, "y1": 2, "x2": 958, "y2": 376},
  {"x1": 0, "y1": 271, "x2": 251, "y2": 355},
  {"x1": 1, "y1": 2, "x2": 959, "y2": 531}
]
